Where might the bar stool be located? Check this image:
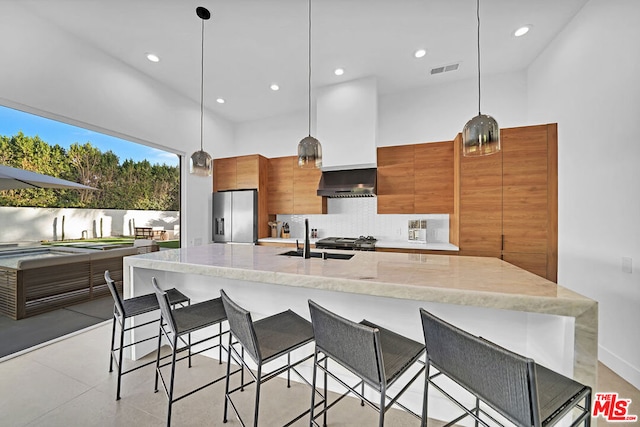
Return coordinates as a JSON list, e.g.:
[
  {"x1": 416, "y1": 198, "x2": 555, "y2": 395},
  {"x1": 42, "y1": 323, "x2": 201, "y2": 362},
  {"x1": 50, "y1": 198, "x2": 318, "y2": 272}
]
[
  {"x1": 308, "y1": 300, "x2": 426, "y2": 427},
  {"x1": 419, "y1": 308, "x2": 591, "y2": 427},
  {"x1": 152, "y1": 277, "x2": 228, "y2": 427},
  {"x1": 105, "y1": 270, "x2": 190, "y2": 400},
  {"x1": 220, "y1": 289, "x2": 316, "y2": 427}
]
